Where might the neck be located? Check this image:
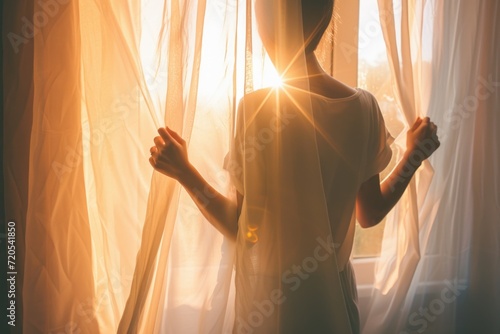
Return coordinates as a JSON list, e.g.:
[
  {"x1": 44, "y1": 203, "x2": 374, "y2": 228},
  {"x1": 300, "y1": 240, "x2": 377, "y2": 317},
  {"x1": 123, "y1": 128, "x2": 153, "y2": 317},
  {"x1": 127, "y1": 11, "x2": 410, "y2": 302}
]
[
  {"x1": 305, "y1": 53, "x2": 326, "y2": 76},
  {"x1": 281, "y1": 52, "x2": 326, "y2": 82}
]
